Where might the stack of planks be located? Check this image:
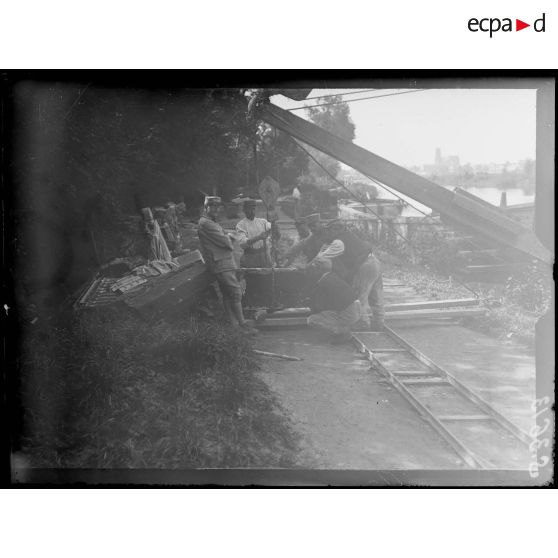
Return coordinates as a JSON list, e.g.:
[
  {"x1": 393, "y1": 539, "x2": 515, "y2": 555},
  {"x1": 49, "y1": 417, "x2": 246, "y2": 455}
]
[{"x1": 255, "y1": 298, "x2": 485, "y2": 328}]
